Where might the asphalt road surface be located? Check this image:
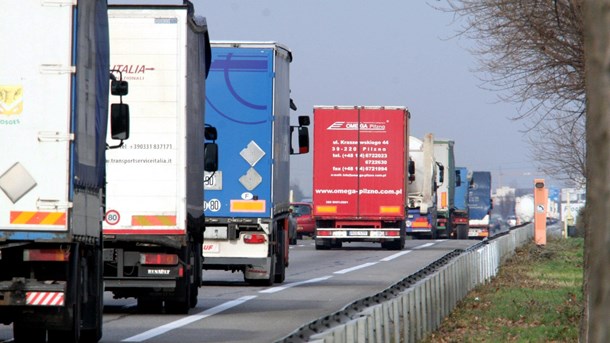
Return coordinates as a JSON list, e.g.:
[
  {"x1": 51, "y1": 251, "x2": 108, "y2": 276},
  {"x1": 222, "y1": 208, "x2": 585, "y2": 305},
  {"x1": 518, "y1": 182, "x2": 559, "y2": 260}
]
[{"x1": 0, "y1": 238, "x2": 480, "y2": 343}]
